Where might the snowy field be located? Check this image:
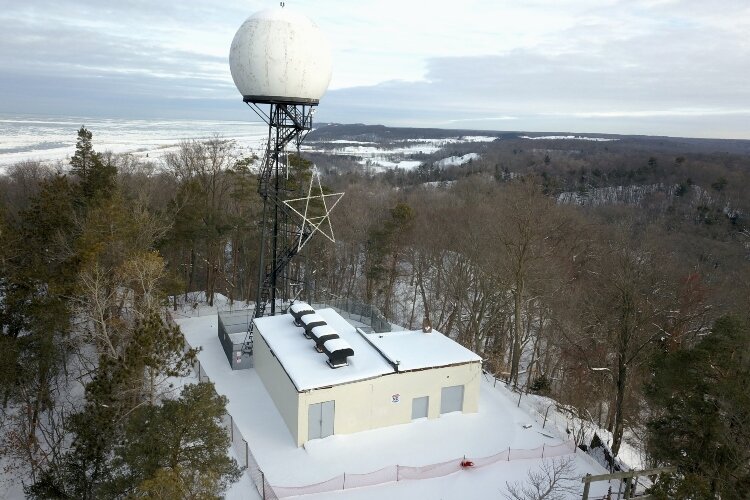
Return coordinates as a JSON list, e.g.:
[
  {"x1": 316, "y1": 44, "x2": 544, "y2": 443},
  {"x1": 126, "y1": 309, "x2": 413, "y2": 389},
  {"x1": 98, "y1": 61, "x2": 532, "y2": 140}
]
[
  {"x1": 303, "y1": 136, "x2": 497, "y2": 172},
  {"x1": 434, "y1": 152, "x2": 480, "y2": 168},
  {"x1": 0, "y1": 114, "x2": 268, "y2": 168},
  {"x1": 519, "y1": 135, "x2": 618, "y2": 142},
  {"x1": 176, "y1": 313, "x2": 613, "y2": 499}
]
